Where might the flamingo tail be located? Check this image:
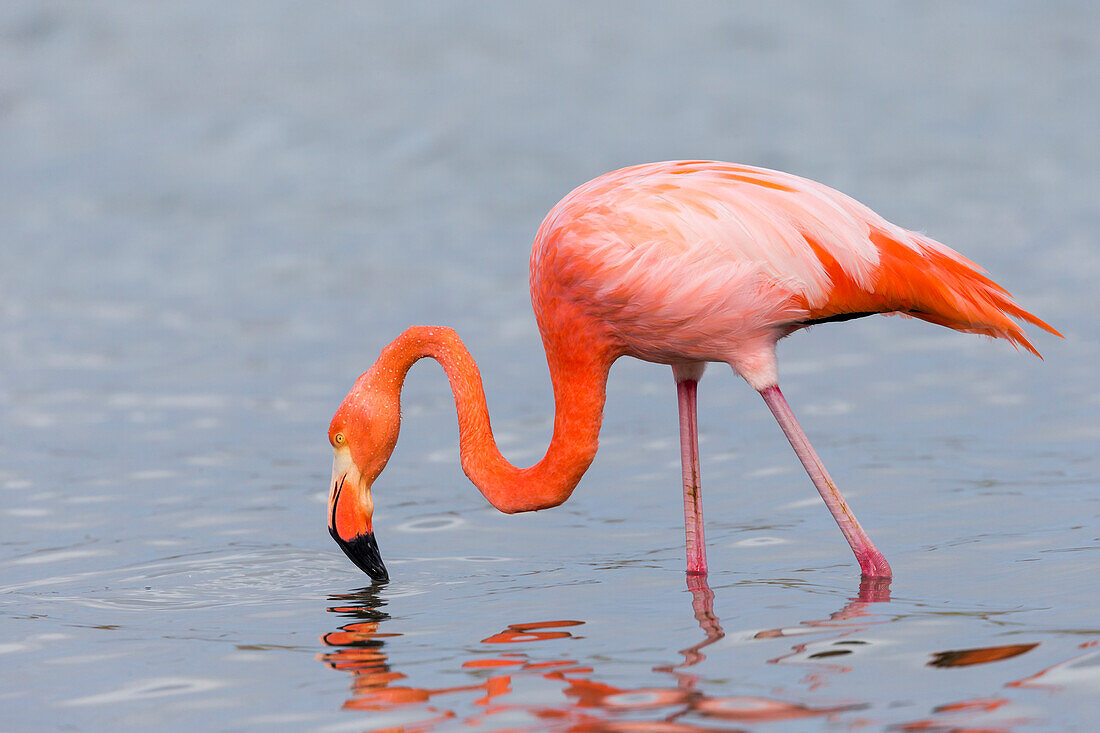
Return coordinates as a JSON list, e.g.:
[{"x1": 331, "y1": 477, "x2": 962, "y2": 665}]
[{"x1": 803, "y1": 228, "x2": 1062, "y2": 358}]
